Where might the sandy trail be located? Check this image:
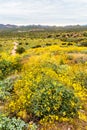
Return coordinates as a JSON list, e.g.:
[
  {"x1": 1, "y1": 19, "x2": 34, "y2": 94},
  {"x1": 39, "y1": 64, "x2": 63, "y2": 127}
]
[{"x1": 11, "y1": 42, "x2": 18, "y2": 55}]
